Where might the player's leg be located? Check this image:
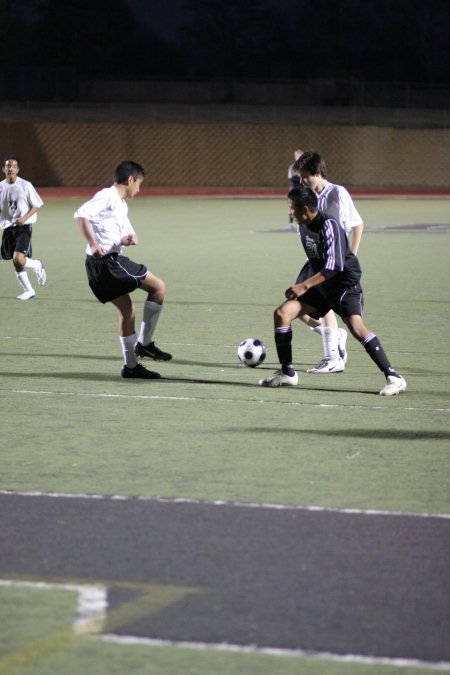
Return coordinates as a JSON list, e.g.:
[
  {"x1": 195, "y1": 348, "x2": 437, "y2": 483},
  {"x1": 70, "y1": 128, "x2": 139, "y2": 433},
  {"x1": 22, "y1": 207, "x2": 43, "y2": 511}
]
[
  {"x1": 306, "y1": 309, "x2": 347, "y2": 373},
  {"x1": 259, "y1": 299, "x2": 314, "y2": 387},
  {"x1": 13, "y1": 250, "x2": 36, "y2": 300},
  {"x1": 13, "y1": 225, "x2": 46, "y2": 286},
  {"x1": 296, "y1": 264, "x2": 346, "y2": 373},
  {"x1": 135, "y1": 271, "x2": 172, "y2": 361},
  {"x1": 323, "y1": 310, "x2": 347, "y2": 363},
  {"x1": 23, "y1": 256, "x2": 46, "y2": 286},
  {"x1": 344, "y1": 314, "x2": 406, "y2": 396},
  {"x1": 111, "y1": 293, "x2": 160, "y2": 379},
  {"x1": 299, "y1": 313, "x2": 321, "y2": 329}
]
